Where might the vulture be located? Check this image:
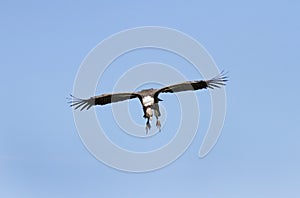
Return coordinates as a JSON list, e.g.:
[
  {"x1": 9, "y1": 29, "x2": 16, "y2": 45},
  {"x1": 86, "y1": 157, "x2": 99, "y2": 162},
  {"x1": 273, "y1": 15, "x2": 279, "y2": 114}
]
[{"x1": 69, "y1": 71, "x2": 228, "y2": 133}]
